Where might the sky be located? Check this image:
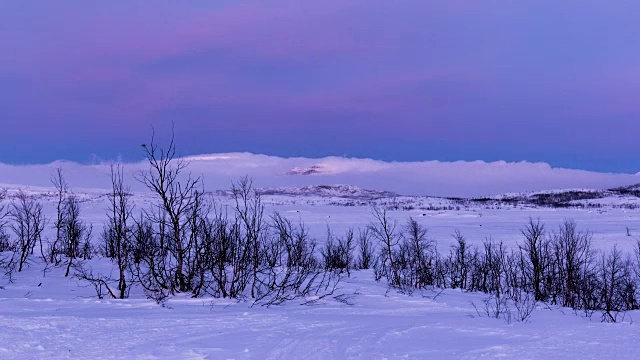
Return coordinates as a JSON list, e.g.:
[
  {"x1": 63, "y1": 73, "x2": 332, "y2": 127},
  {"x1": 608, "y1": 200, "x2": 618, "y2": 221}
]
[{"x1": 1, "y1": 1, "x2": 640, "y2": 173}]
